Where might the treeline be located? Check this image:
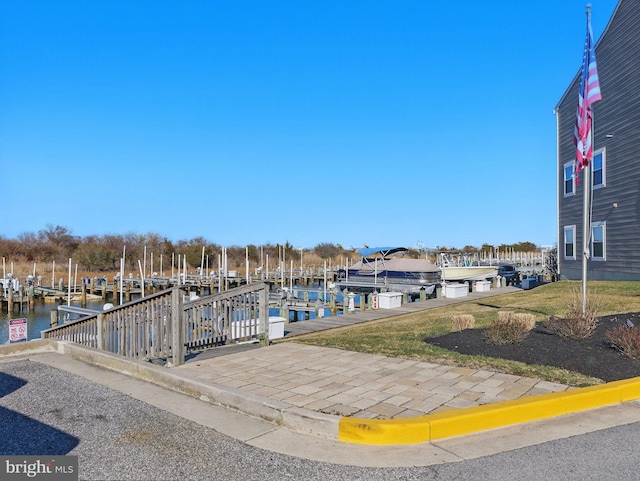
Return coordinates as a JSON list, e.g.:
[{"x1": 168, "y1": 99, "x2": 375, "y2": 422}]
[
  {"x1": 0, "y1": 225, "x2": 543, "y2": 272},
  {"x1": 0, "y1": 225, "x2": 353, "y2": 272}
]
